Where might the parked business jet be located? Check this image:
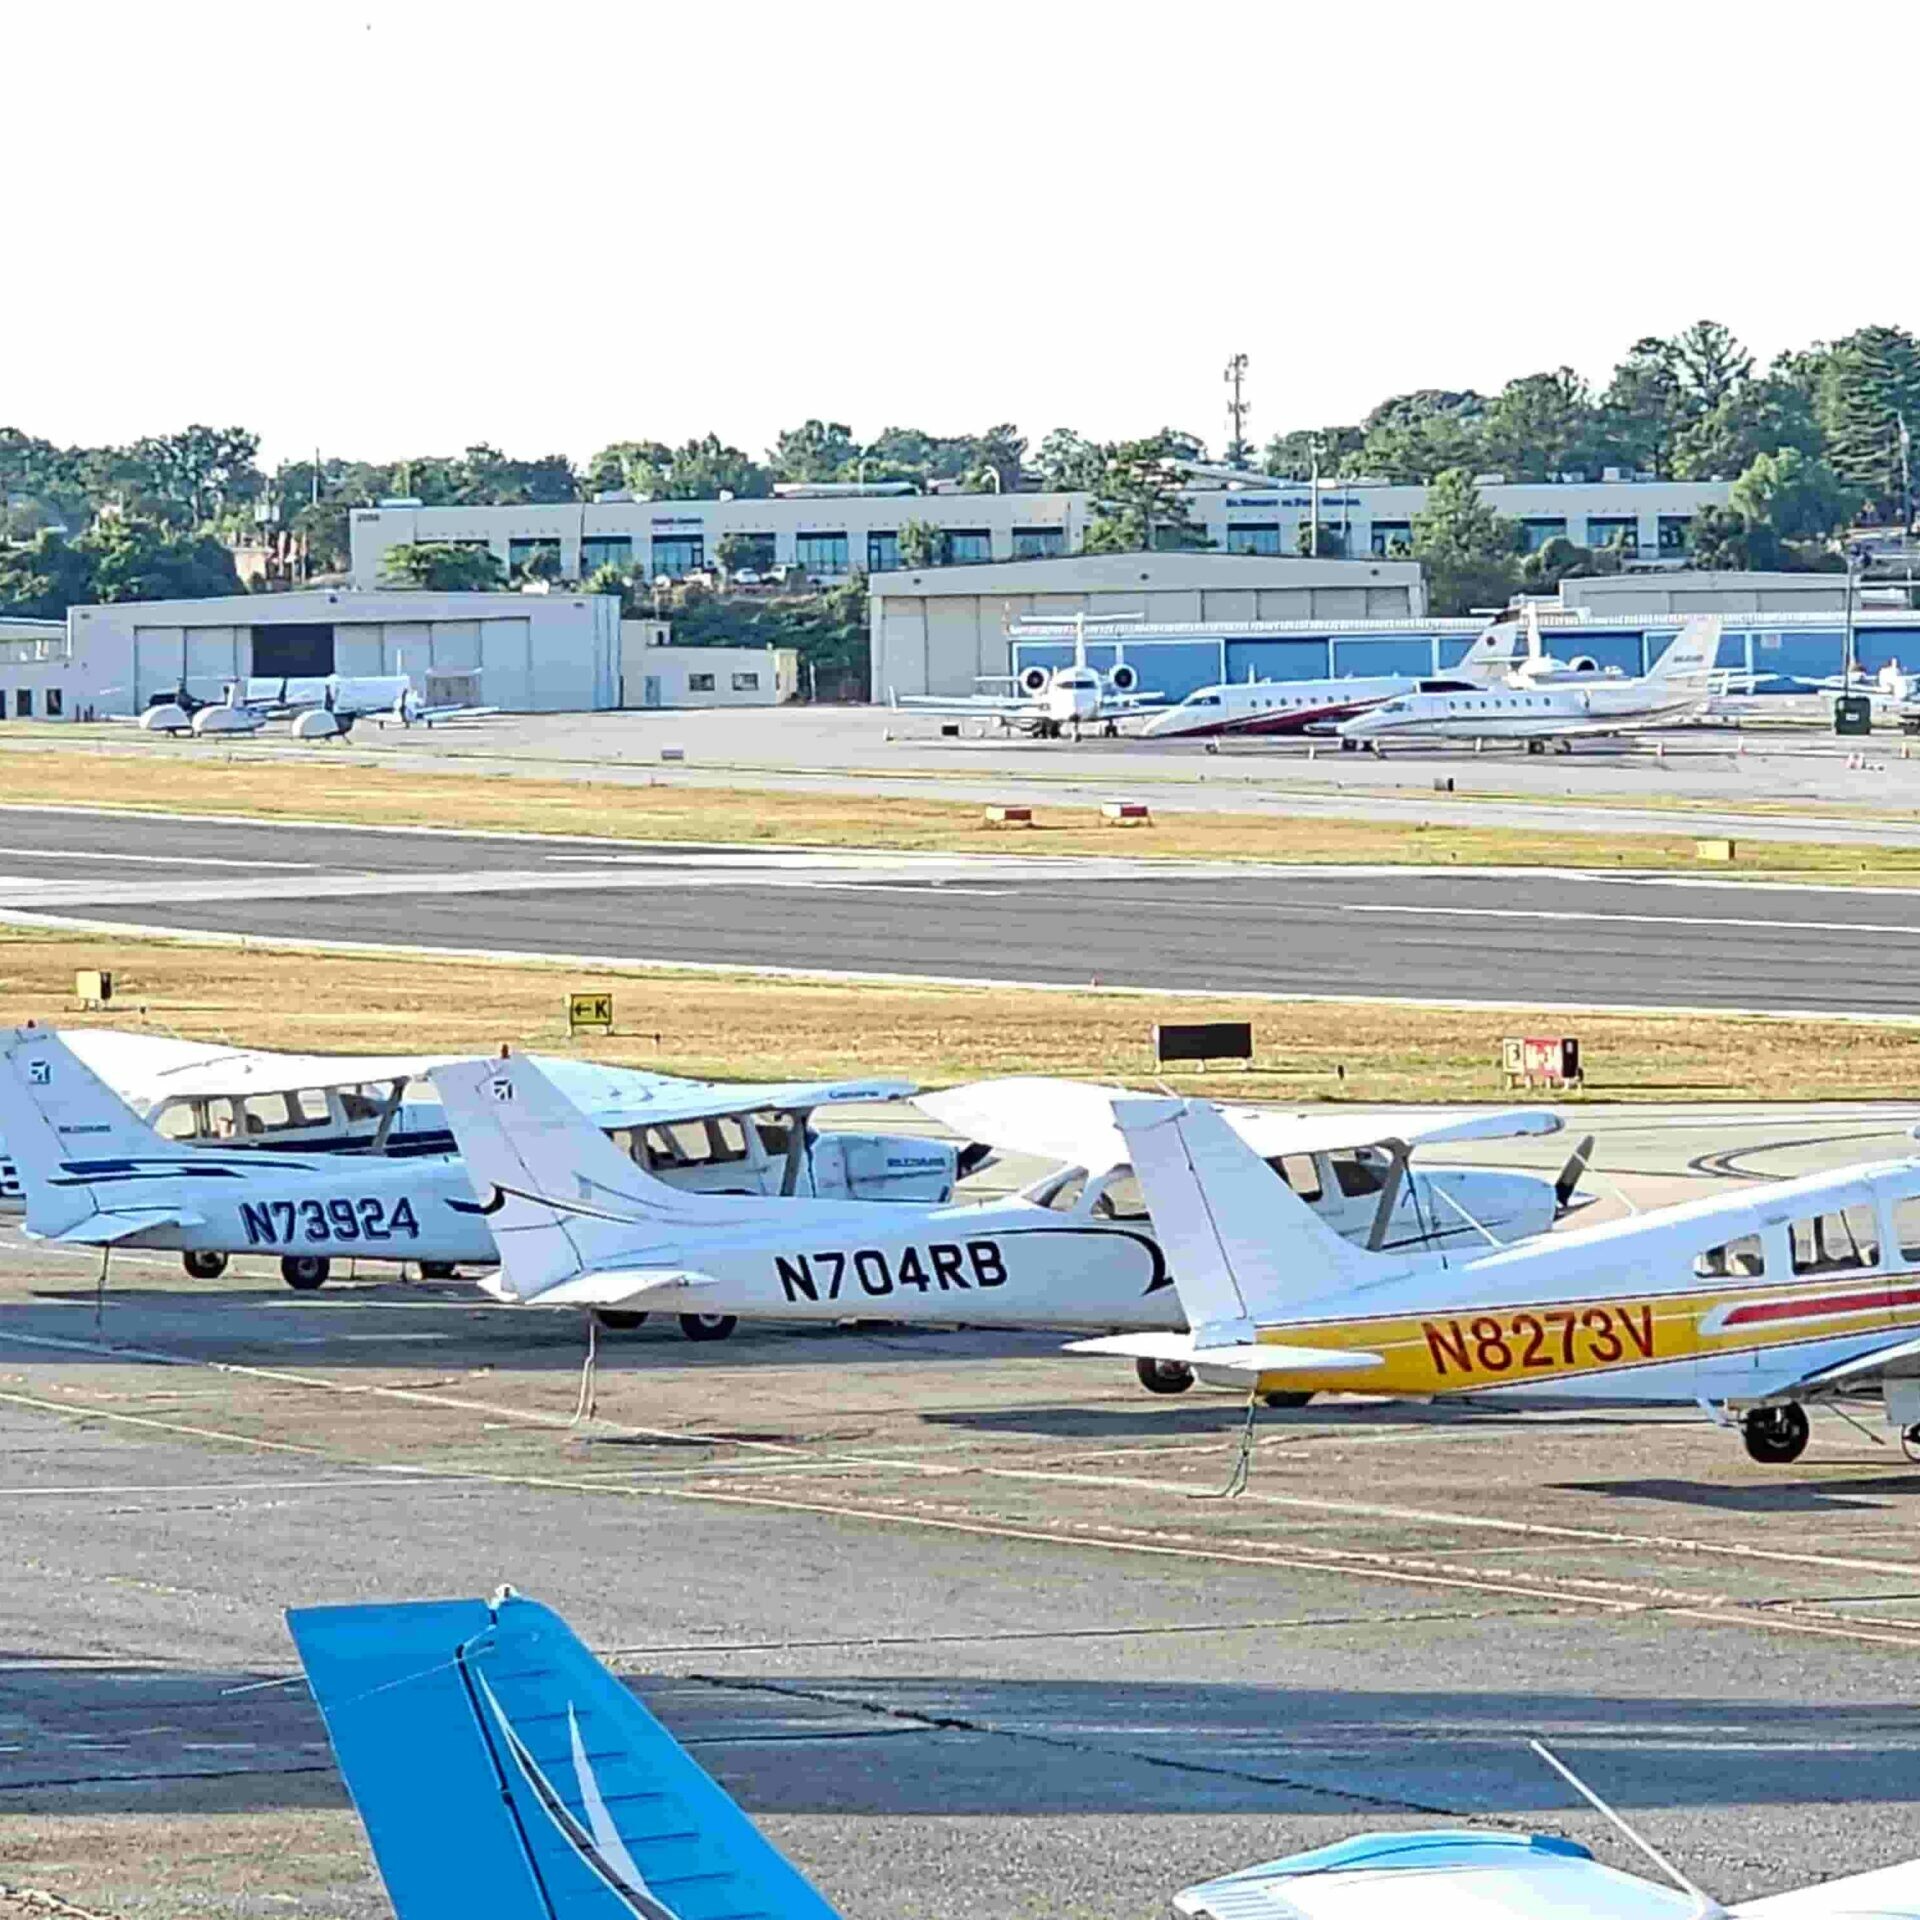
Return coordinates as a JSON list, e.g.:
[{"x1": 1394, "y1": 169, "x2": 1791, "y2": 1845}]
[
  {"x1": 1140, "y1": 609, "x2": 1534, "y2": 740},
  {"x1": 291, "y1": 1585, "x2": 1920, "y2": 1920},
  {"x1": 891, "y1": 612, "x2": 1164, "y2": 739},
  {"x1": 1084, "y1": 1095, "x2": 1920, "y2": 1464},
  {"x1": 1336, "y1": 616, "x2": 1722, "y2": 753},
  {"x1": 426, "y1": 1056, "x2": 1579, "y2": 1364}
]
